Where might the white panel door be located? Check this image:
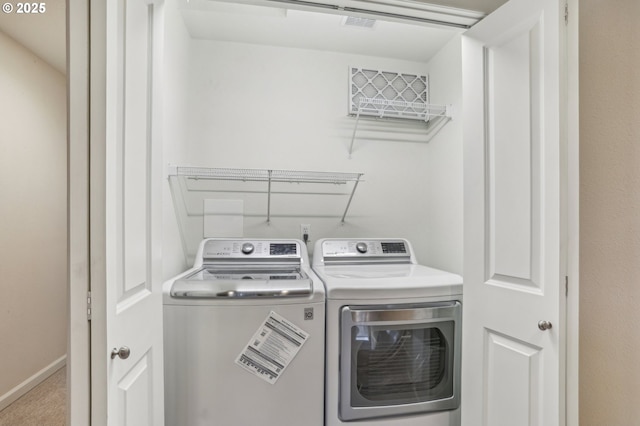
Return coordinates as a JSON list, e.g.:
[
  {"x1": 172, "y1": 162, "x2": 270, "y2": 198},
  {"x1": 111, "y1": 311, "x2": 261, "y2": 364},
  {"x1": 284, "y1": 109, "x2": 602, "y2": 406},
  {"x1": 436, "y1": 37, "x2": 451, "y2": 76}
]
[
  {"x1": 89, "y1": 0, "x2": 165, "y2": 424},
  {"x1": 461, "y1": 1, "x2": 565, "y2": 425}
]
